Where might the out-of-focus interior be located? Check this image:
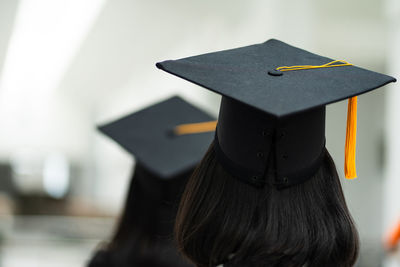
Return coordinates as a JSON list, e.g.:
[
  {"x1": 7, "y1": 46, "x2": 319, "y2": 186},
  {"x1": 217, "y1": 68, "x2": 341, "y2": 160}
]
[{"x1": 0, "y1": 0, "x2": 399, "y2": 266}]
